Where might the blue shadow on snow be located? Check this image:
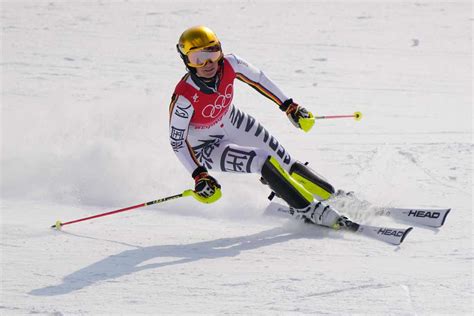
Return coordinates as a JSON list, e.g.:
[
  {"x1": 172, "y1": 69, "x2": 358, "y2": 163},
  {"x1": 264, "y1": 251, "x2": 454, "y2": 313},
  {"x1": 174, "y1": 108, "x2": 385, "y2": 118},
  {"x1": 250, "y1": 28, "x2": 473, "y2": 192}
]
[{"x1": 29, "y1": 225, "x2": 331, "y2": 296}]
